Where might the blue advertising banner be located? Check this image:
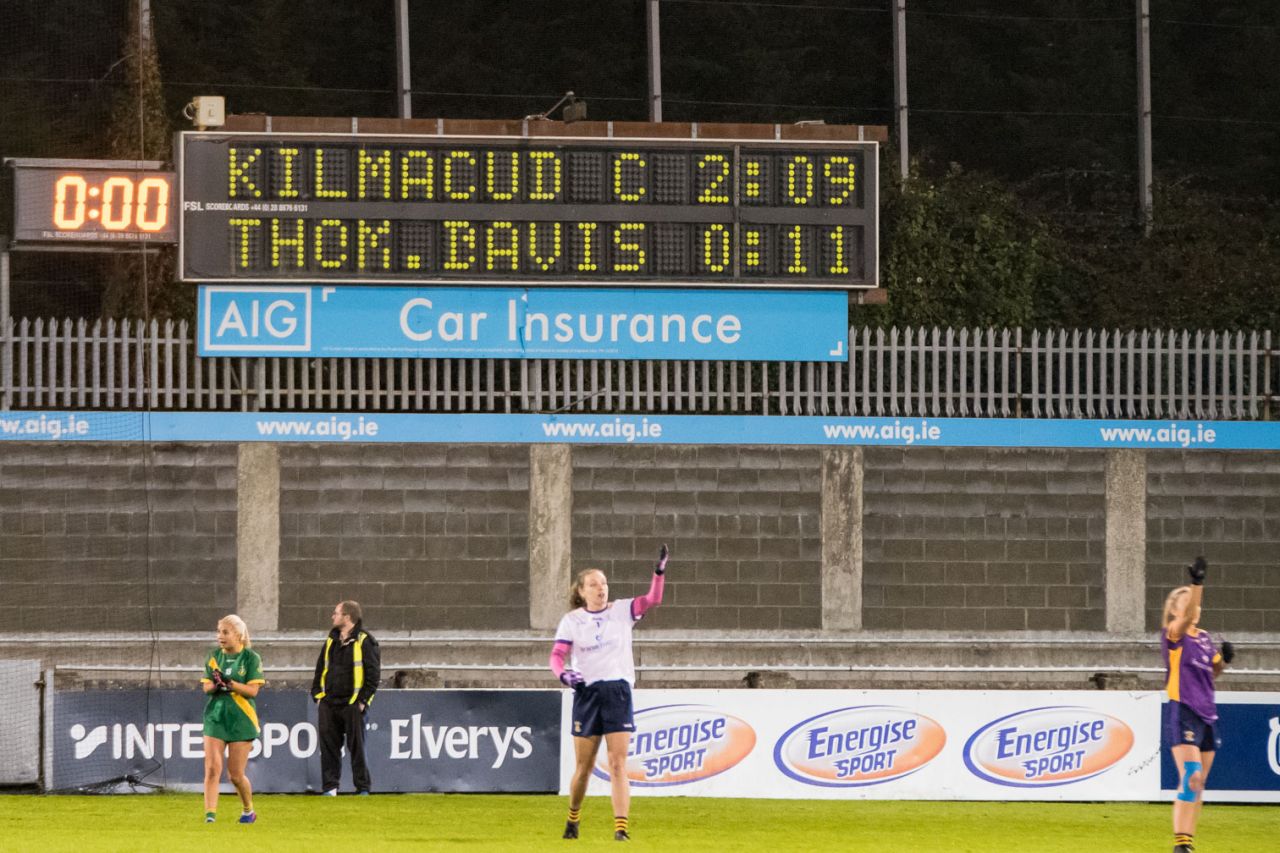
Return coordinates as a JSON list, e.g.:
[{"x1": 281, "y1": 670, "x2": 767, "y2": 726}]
[
  {"x1": 52, "y1": 689, "x2": 561, "y2": 793},
  {"x1": 198, "y1": 285, "x2": 850, "y2": 361},
  {"x1": 6, "y1": 411, "x2": 1280, "y2": 450},
  {"x1": 1160, "y1": 698, "x2": 1280, "y2": 798}
]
